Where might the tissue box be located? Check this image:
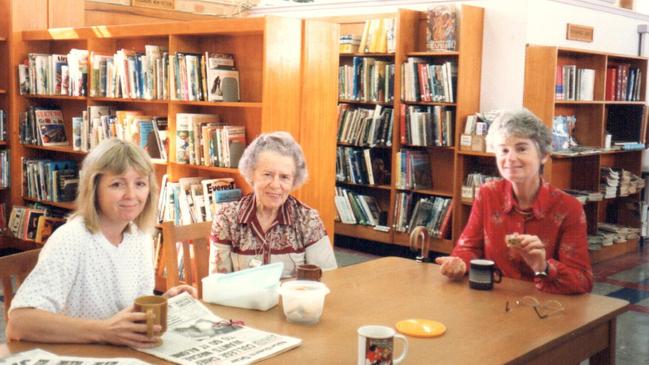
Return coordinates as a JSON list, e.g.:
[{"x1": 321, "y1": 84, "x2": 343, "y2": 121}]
[{"x1": 202, "y1": 262, "x2": 283, "y2": 311}]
